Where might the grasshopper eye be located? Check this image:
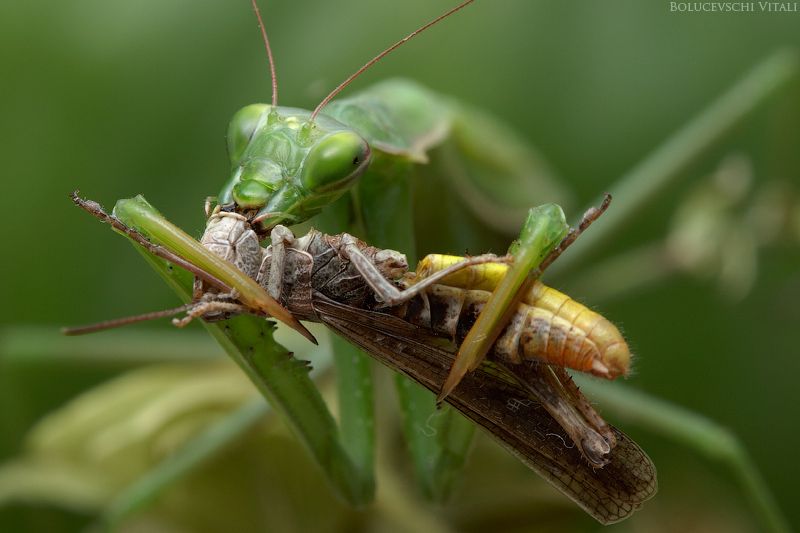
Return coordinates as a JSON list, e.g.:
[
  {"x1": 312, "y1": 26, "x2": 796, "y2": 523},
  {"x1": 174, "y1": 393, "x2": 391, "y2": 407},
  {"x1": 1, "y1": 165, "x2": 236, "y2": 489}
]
[{"x1": 301, "y1": 131, "x2": 370, "y2": 191}]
